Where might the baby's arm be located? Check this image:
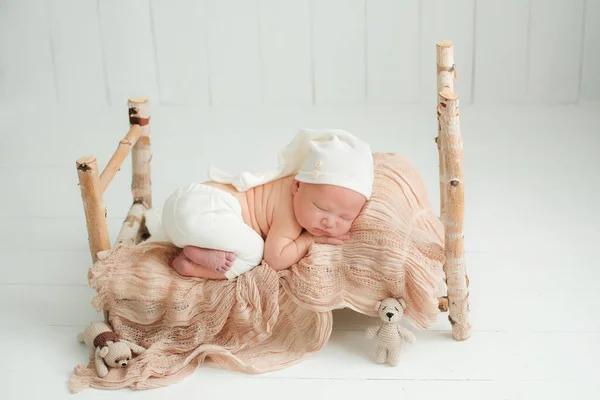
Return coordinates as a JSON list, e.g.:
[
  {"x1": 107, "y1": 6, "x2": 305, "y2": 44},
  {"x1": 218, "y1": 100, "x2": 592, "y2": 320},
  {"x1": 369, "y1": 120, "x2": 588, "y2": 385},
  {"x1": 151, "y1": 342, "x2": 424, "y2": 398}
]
[{"x1": 263, "y1": 204, "x2": 314, "y2": 271}]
